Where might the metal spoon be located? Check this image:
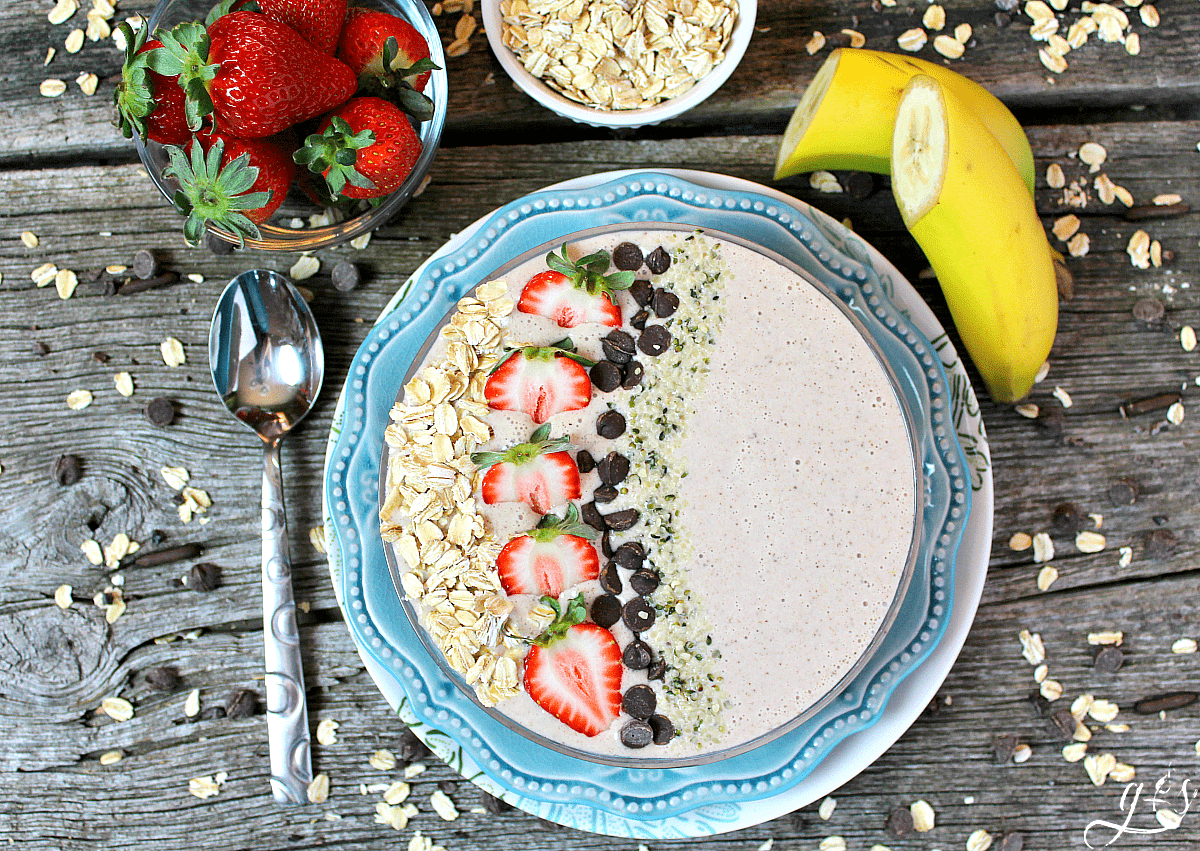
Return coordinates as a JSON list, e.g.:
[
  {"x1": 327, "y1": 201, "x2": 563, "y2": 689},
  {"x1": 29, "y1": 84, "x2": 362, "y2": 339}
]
[{"x1": 209, "y1": 269, "x2": 323, "y2": 805}]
